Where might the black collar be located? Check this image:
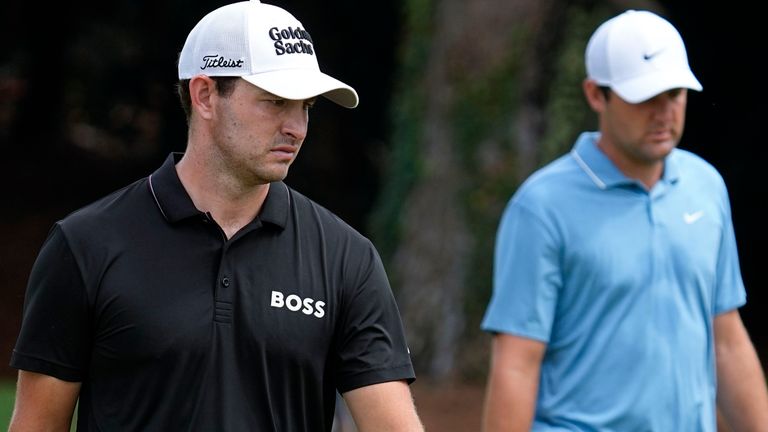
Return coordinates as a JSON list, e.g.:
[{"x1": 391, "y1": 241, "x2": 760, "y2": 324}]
[{"x1": 147, "y1": 153, "x2": 289, "y2": 230}]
